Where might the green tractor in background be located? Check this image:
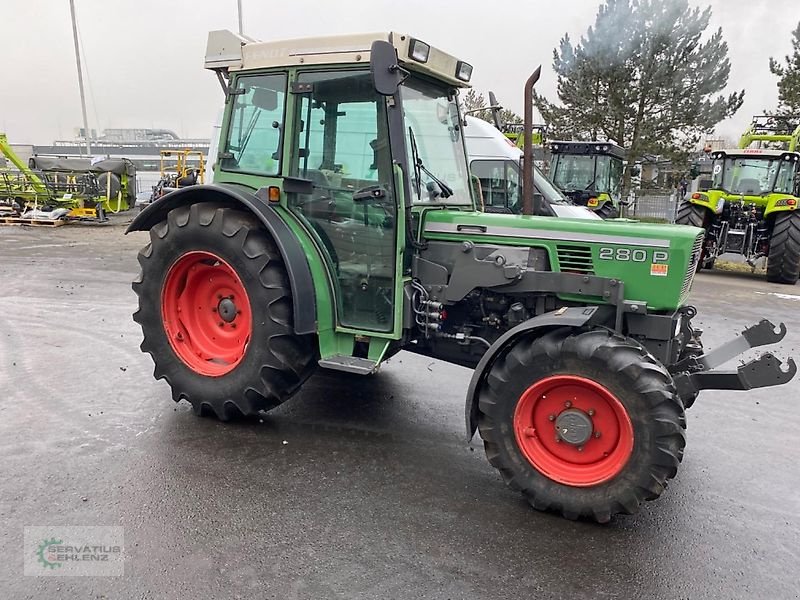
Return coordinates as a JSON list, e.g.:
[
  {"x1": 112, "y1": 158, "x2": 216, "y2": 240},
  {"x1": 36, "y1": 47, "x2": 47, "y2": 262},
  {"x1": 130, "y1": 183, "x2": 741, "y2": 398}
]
[
  {"x1": 676, "y1": 116, "x2": 800, "y2": 283},
  {"x1": 549, "y1": 141, "x2": 625, "y2": 219},
  {"x1": 129, "y1": 31, "x2": 796, "y2": 522}
]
